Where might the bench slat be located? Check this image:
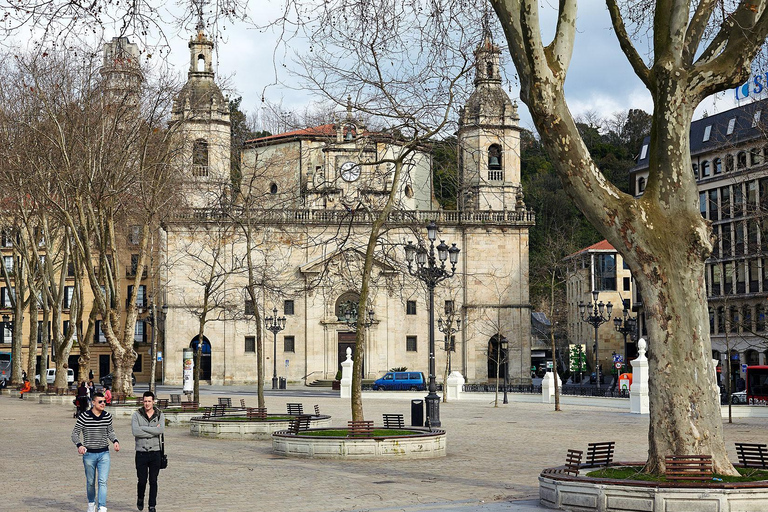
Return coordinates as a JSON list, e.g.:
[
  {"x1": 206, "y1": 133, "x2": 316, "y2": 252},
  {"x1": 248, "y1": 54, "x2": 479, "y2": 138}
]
[
  {"x1": 665, "y1": 455, "x2": 713, "y2": 481},
  {"x1": 736, "y1": 442, "x2": 768, "y2": 469},
  {"x1": 347, "y1": 420, "x2": 374, "y2": 438},
  {"x1": 585, "y1": 441, "x2": 615, "y2": 467}
]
